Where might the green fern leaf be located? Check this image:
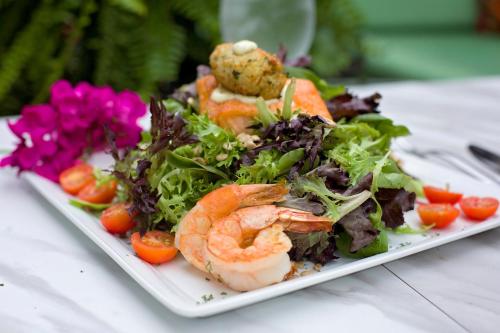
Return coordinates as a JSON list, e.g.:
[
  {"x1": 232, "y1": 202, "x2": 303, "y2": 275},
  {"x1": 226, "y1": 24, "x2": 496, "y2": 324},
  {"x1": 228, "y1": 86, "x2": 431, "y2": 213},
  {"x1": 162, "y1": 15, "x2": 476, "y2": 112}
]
[
  {"x1": 0, "y1": 0, "x2": 54, "y2": 102},
  {"x1": 109, "y1": 0, "x2": 147, "y2": 16}
]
